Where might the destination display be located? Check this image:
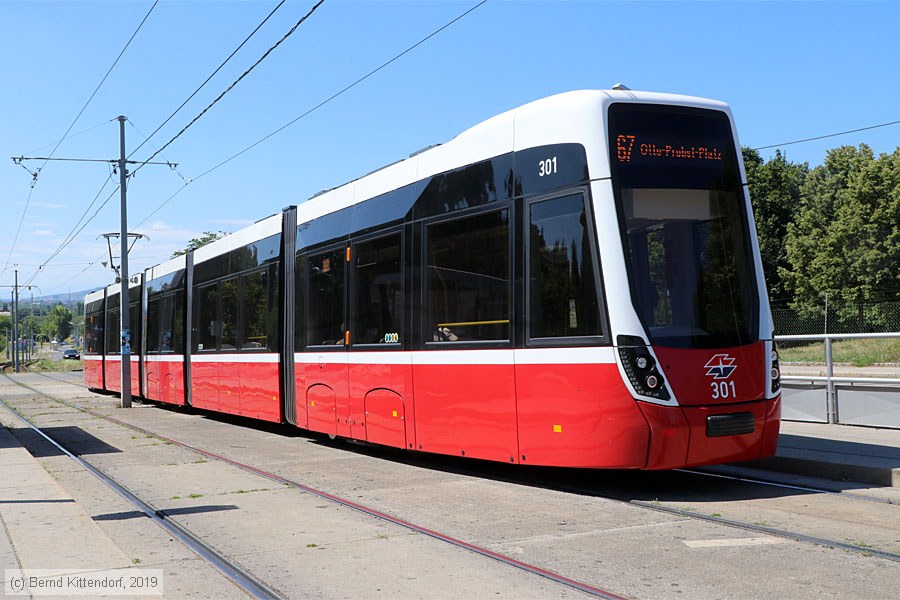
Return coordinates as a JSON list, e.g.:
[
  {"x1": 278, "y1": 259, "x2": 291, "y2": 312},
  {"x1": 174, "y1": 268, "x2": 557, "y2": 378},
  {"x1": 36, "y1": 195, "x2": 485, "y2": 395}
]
[
  {"x1": 608, "y1": 104, "x2": 739, "y2": 189},
  {"x1": 615, "y1": 133, "x2": 724, "y2": 164}
]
